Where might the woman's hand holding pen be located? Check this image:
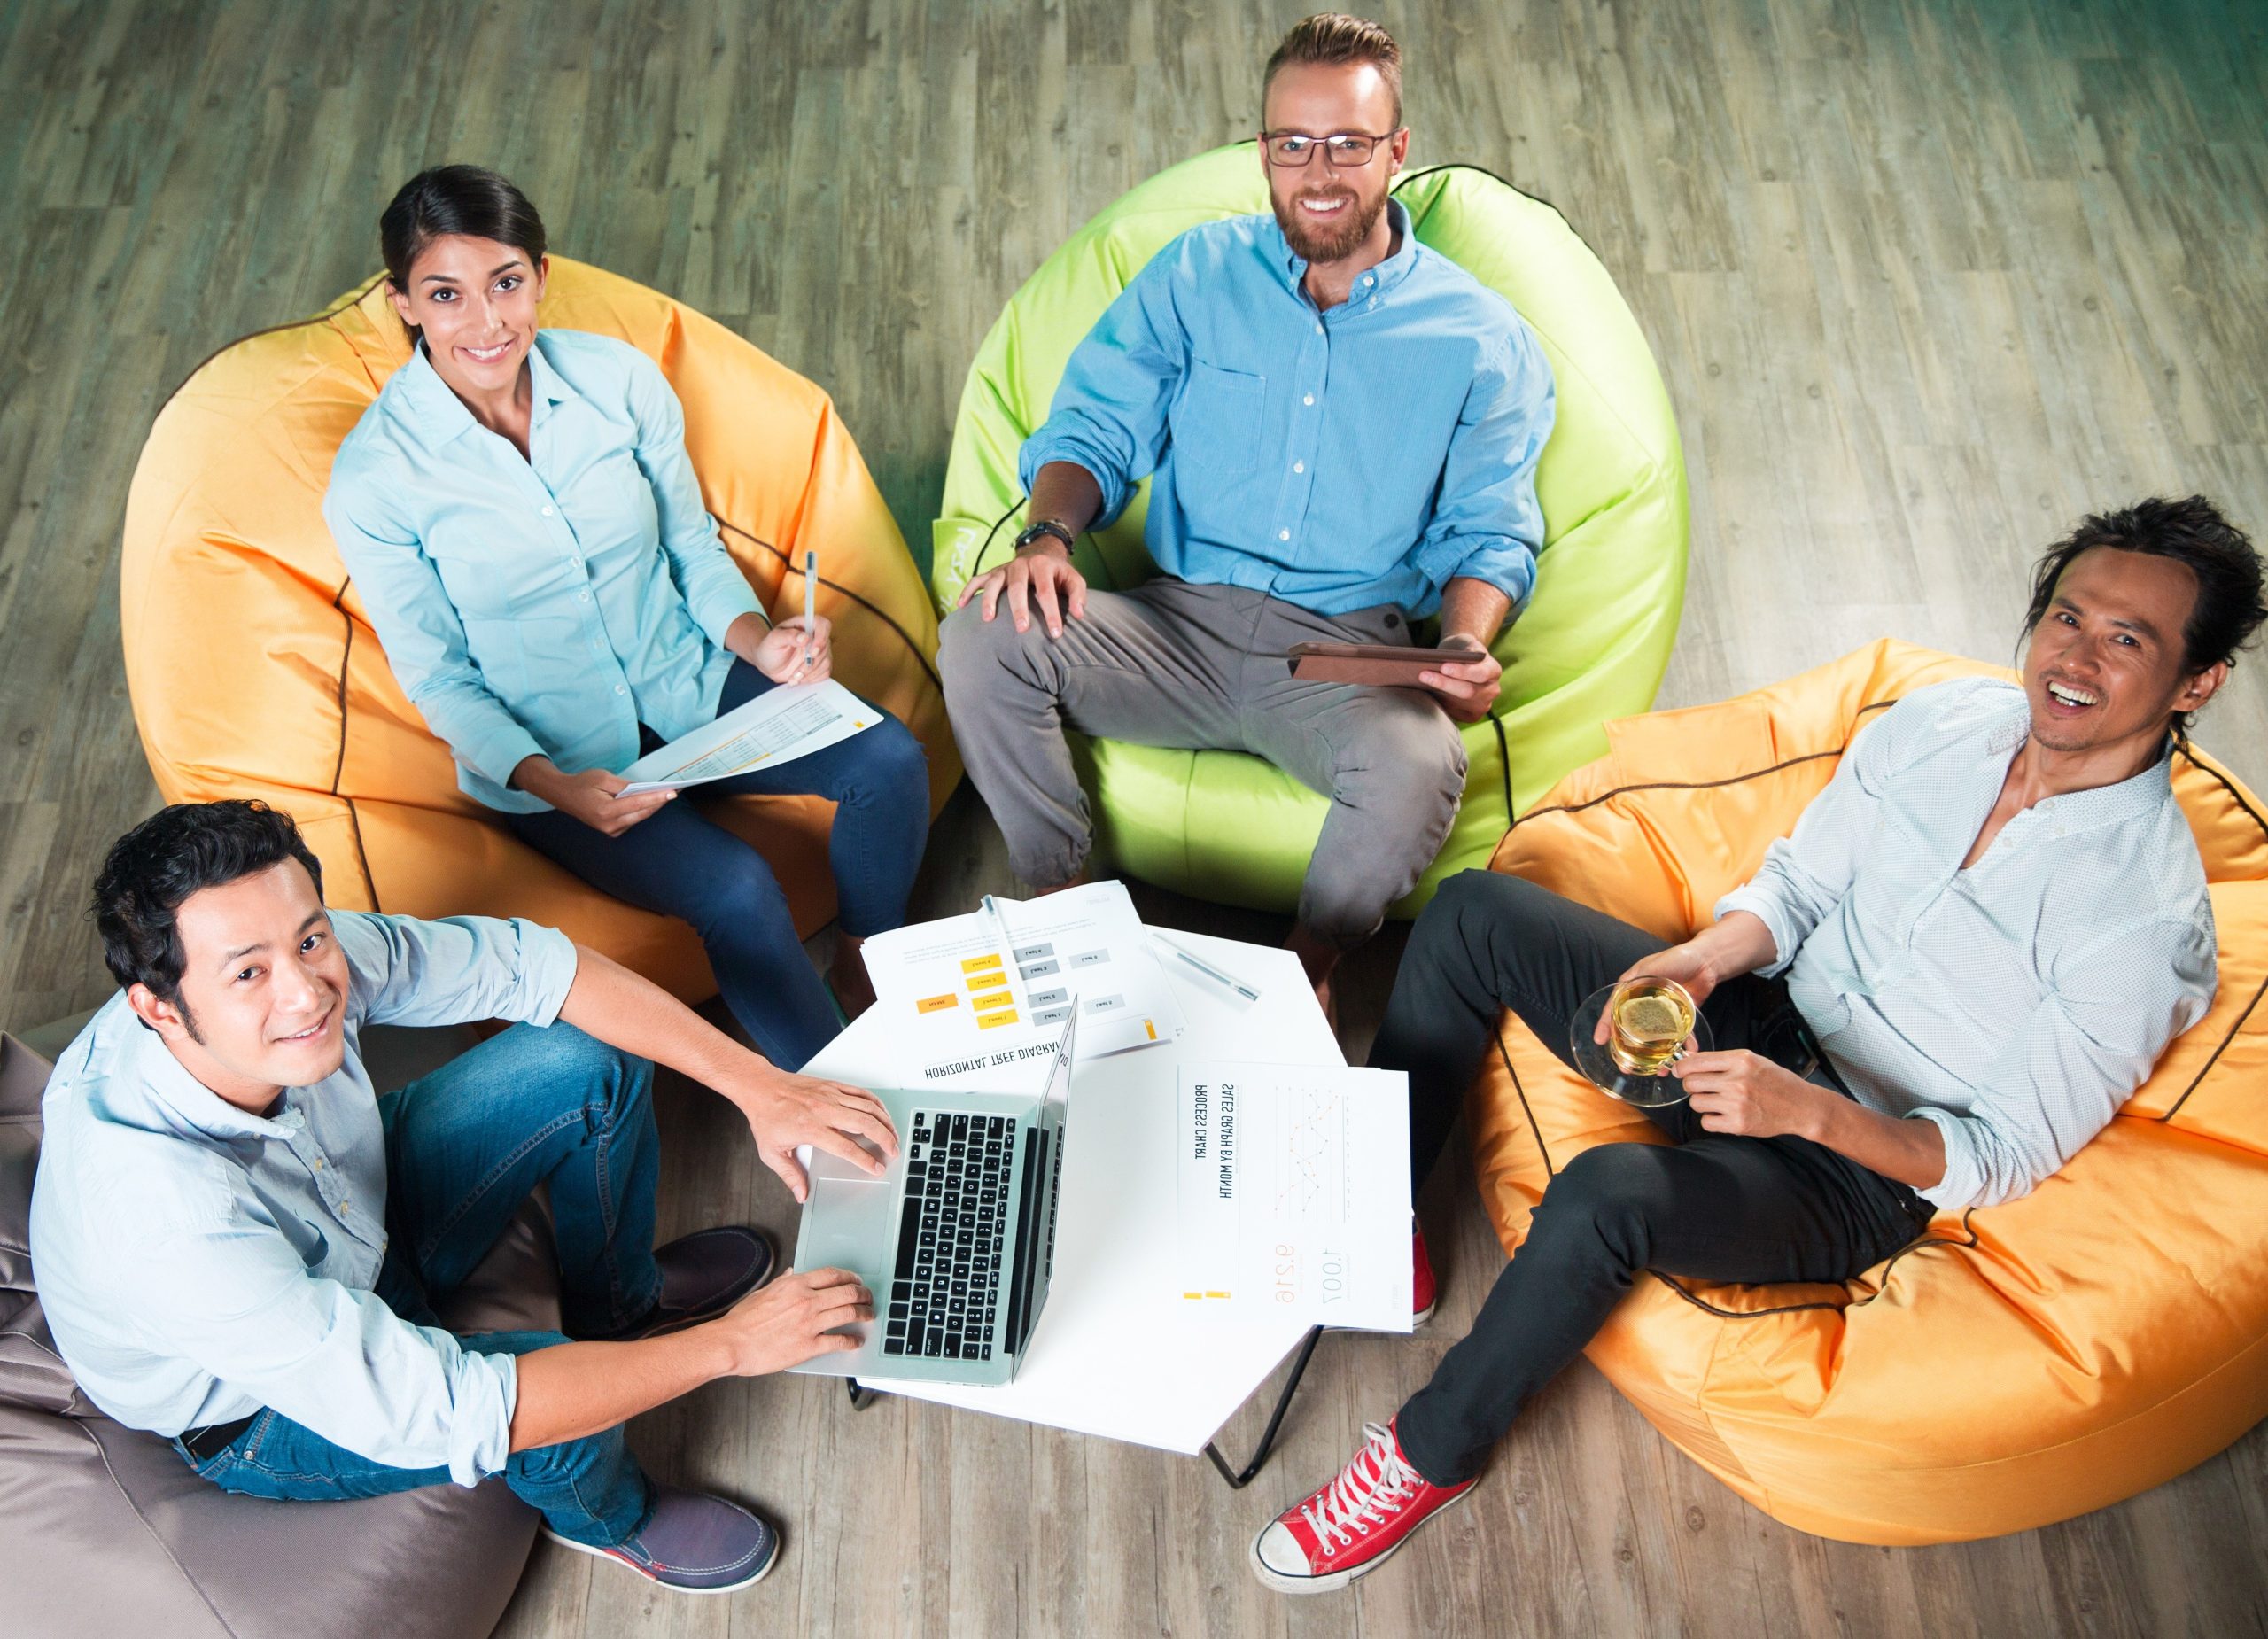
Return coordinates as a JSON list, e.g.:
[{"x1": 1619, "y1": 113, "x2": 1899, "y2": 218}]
[{"x1": 752, "y1": 615, "x2": 833, "y2": 684}]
